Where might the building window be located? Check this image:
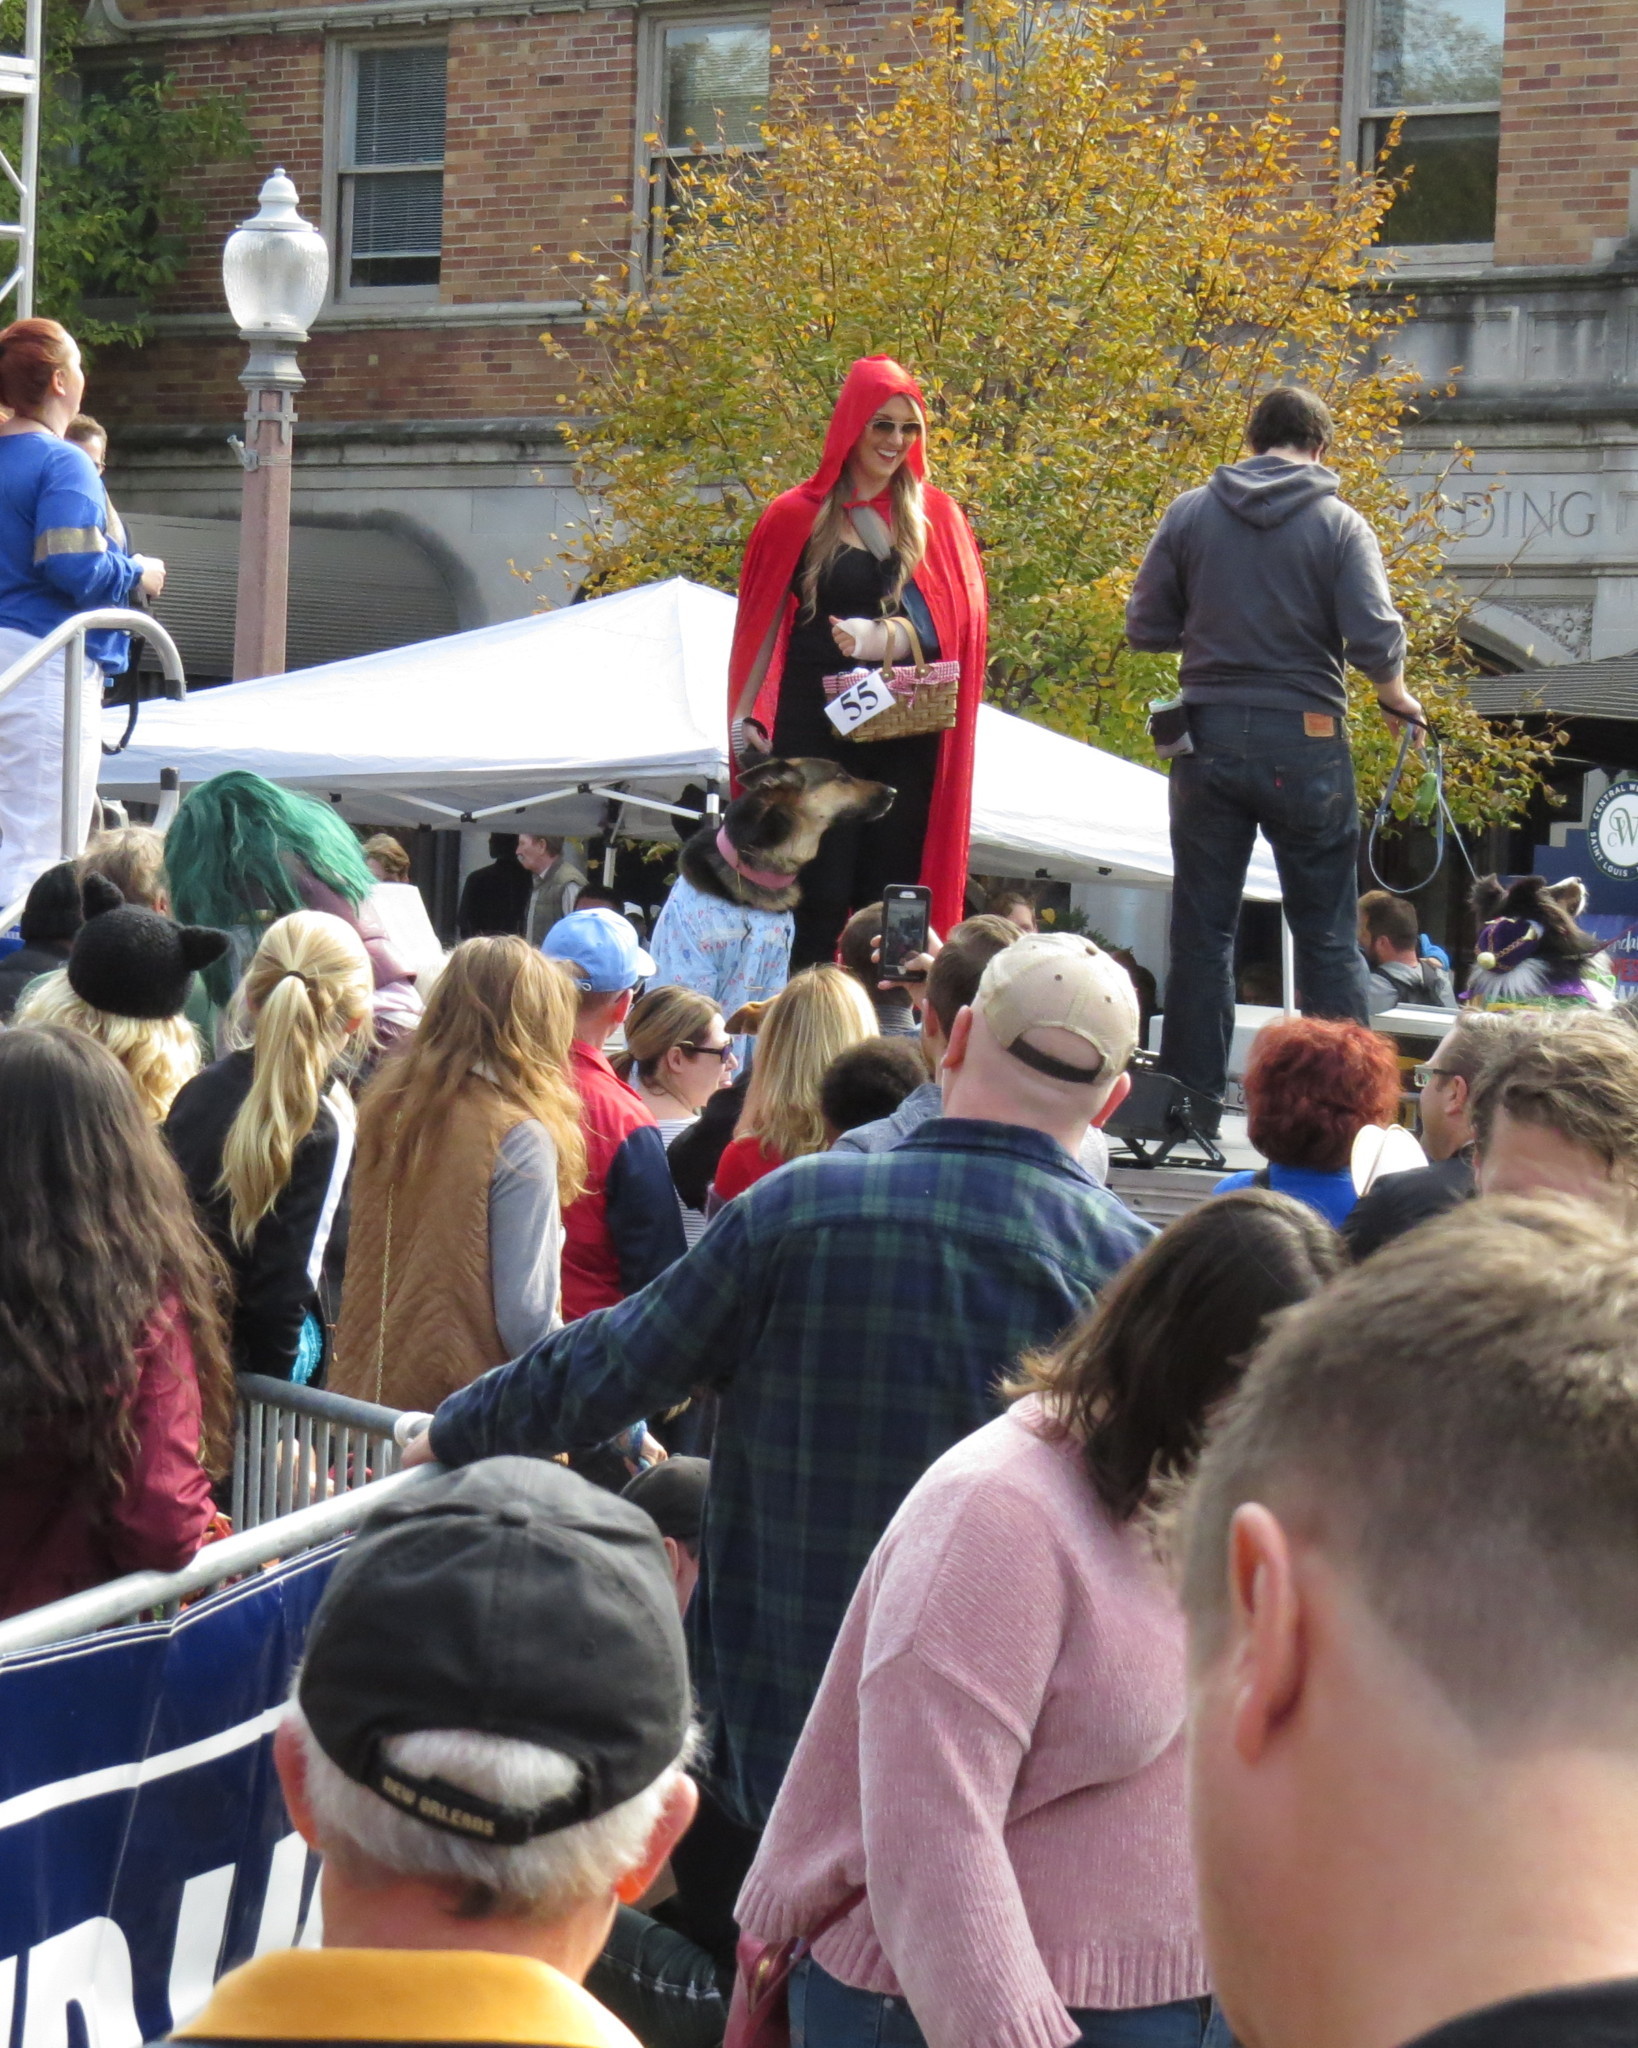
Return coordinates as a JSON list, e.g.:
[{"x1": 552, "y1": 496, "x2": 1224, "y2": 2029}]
[
  {"x1": 1360, "y1": 0, "x2": 1503, "y2": 246},
  {"x1": 646, "y1": 17, "x2": 769, "y2": 265},
  {"x1": 338, "y1": 43, "x2": 447, "y2": 292}
]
